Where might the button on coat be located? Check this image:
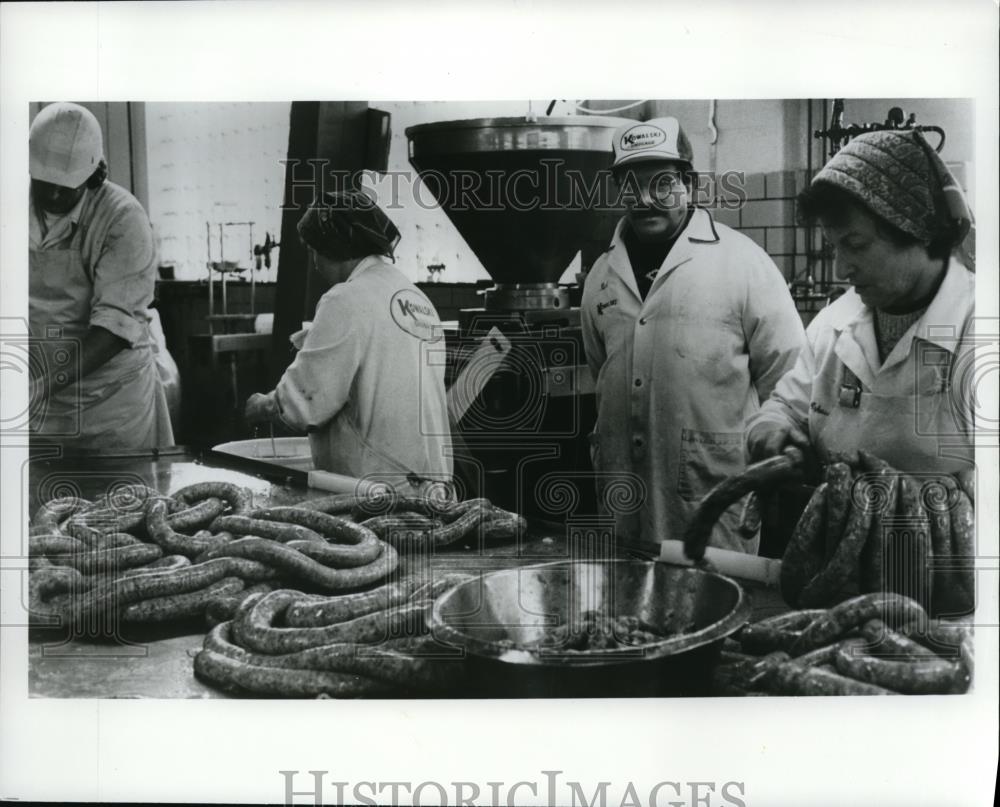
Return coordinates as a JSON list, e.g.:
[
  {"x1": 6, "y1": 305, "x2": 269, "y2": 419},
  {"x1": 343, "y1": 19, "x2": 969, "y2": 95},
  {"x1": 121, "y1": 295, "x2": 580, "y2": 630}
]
[{"x1": 582, "y1": 209, "x2": 806, "y2": 552}]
